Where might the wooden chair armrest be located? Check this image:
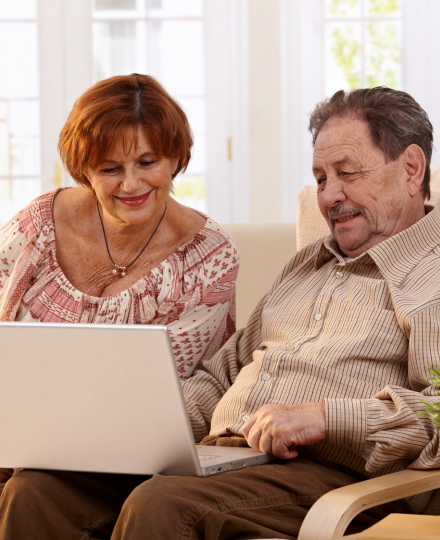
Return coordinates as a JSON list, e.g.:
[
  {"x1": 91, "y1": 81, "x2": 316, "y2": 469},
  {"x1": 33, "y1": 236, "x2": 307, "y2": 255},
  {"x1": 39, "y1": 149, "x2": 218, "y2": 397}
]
[{"x1": 298, "y1": 469, "x2": 440, "y2": 540}]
